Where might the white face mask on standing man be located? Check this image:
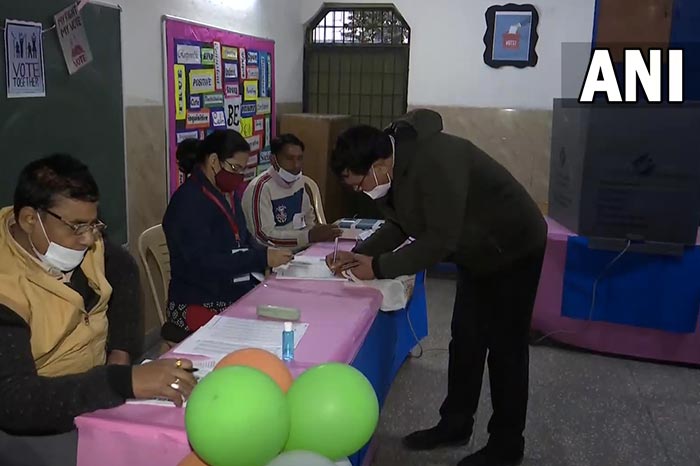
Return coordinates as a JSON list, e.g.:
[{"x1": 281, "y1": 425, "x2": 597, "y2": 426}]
[{"x1": 363, "y1": 136, "x2": 395, "y2": 200}]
